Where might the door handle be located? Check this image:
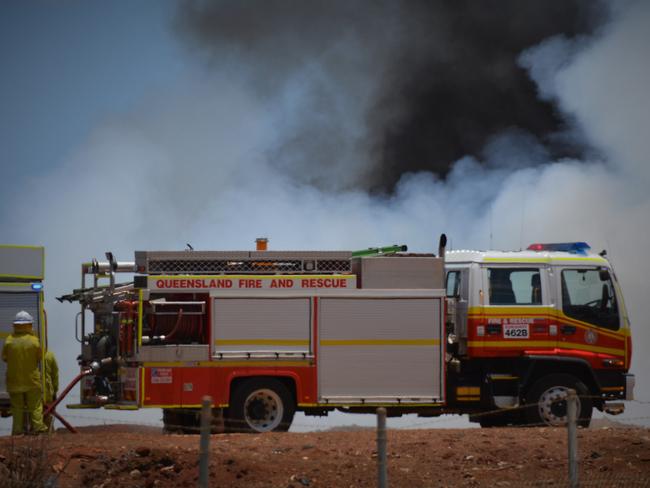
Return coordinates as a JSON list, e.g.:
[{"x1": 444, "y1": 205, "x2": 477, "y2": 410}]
[
  {"x1": 486, "y1": 324, "x2": 501, "y2": 336},
  {"x1": 561, "y1": 325, "x2": 576, "y2": 335}
]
